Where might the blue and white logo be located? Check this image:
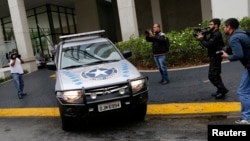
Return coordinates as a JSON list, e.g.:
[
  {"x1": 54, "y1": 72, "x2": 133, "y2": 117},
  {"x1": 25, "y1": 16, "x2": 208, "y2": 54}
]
[{"x1": 82, "y1": 67, "x2": 117, "y2": 80}]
